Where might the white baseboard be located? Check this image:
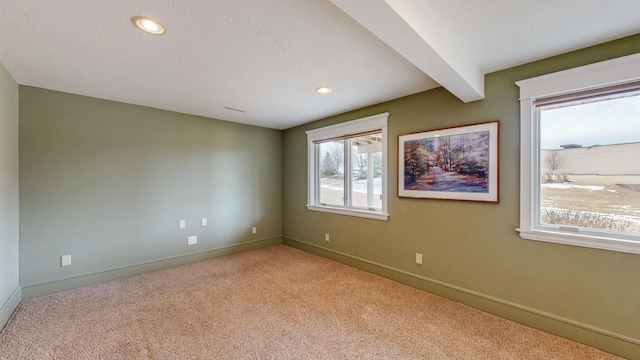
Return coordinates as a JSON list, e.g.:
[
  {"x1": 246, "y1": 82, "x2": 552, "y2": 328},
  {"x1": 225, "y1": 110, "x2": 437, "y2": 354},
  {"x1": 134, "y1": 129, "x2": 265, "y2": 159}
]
[{"x1": 0, "y1": 286, "x2": 21, "y2": 332}]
